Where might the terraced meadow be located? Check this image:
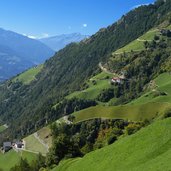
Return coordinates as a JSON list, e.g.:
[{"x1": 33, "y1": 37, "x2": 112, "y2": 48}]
[
  {"x1": 114, "y1": 28, "x2": 160, "y2": 54},
  {"x1": 67, "y1": 71, "x2": 114, "y2": 100},
  {"x1": 0, "y1": 150, "x2": 37, "y2": 171},
  {"x1": 67, "y1": 72, "x2": 171, "y2": 123},
  {"x1": 24, "y1": 72, "x2": 171, "y2": 159},
  {"x1": 37, "y1": 127, "x2": 52, "y2": 147},
  {"x1": 54, "y1": 118, "x2": 171, "y2": 171},
  {"x1": 13, "y1": 64, "x2": 43, "y2": 84},
  {"x1": 24, "y1": 133, "x2": 49, "y2": 156},
  {"x1": 130, "y1": 72, "x2": 171, "y2": 105},
  {"x1": 72, "y1": 102, "x2": 169, "y2": 123}
]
